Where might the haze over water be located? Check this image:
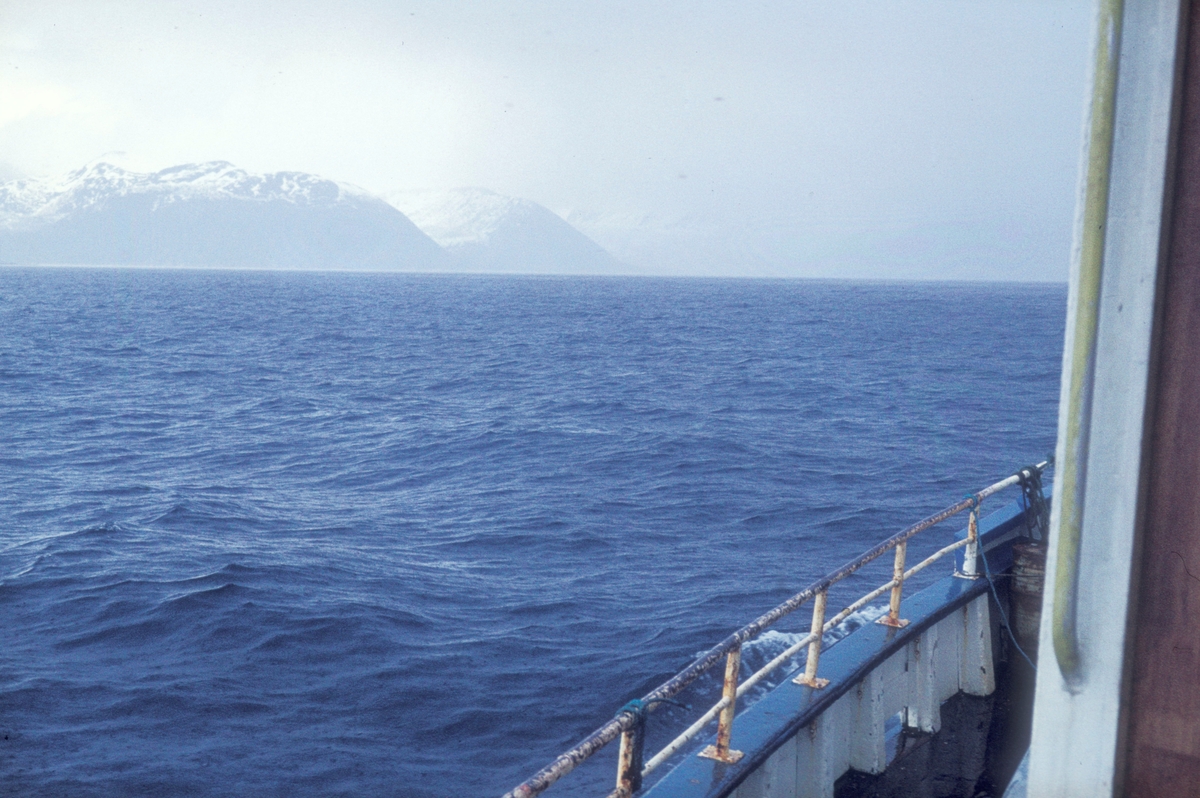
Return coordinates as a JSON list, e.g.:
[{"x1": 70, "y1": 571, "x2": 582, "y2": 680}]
[{"x1": 0, "y1": 268, "x2": 1063, "y2": 796}]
